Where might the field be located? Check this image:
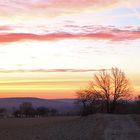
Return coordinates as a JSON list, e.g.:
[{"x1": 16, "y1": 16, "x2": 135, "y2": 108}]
[
  {"x1": 0, "y1": 114, "x2": 140, "y2": 140},
  {"x1": 132, "y1": 115, "x2": 140, "y2": 128}
]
